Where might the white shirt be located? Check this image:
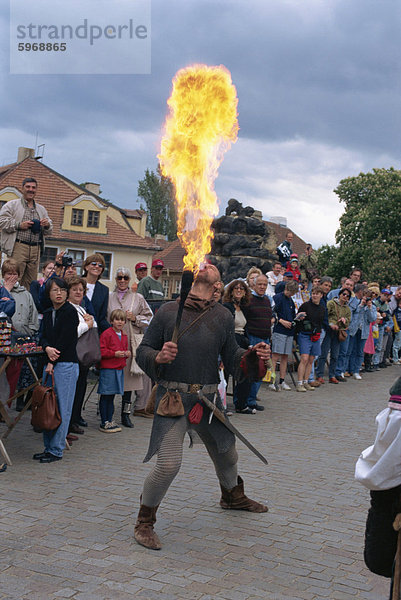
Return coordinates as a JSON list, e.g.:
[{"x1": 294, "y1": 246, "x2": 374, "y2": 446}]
[{"x1": 86, "y1": 282, "x2": 95, "y2": 301}]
